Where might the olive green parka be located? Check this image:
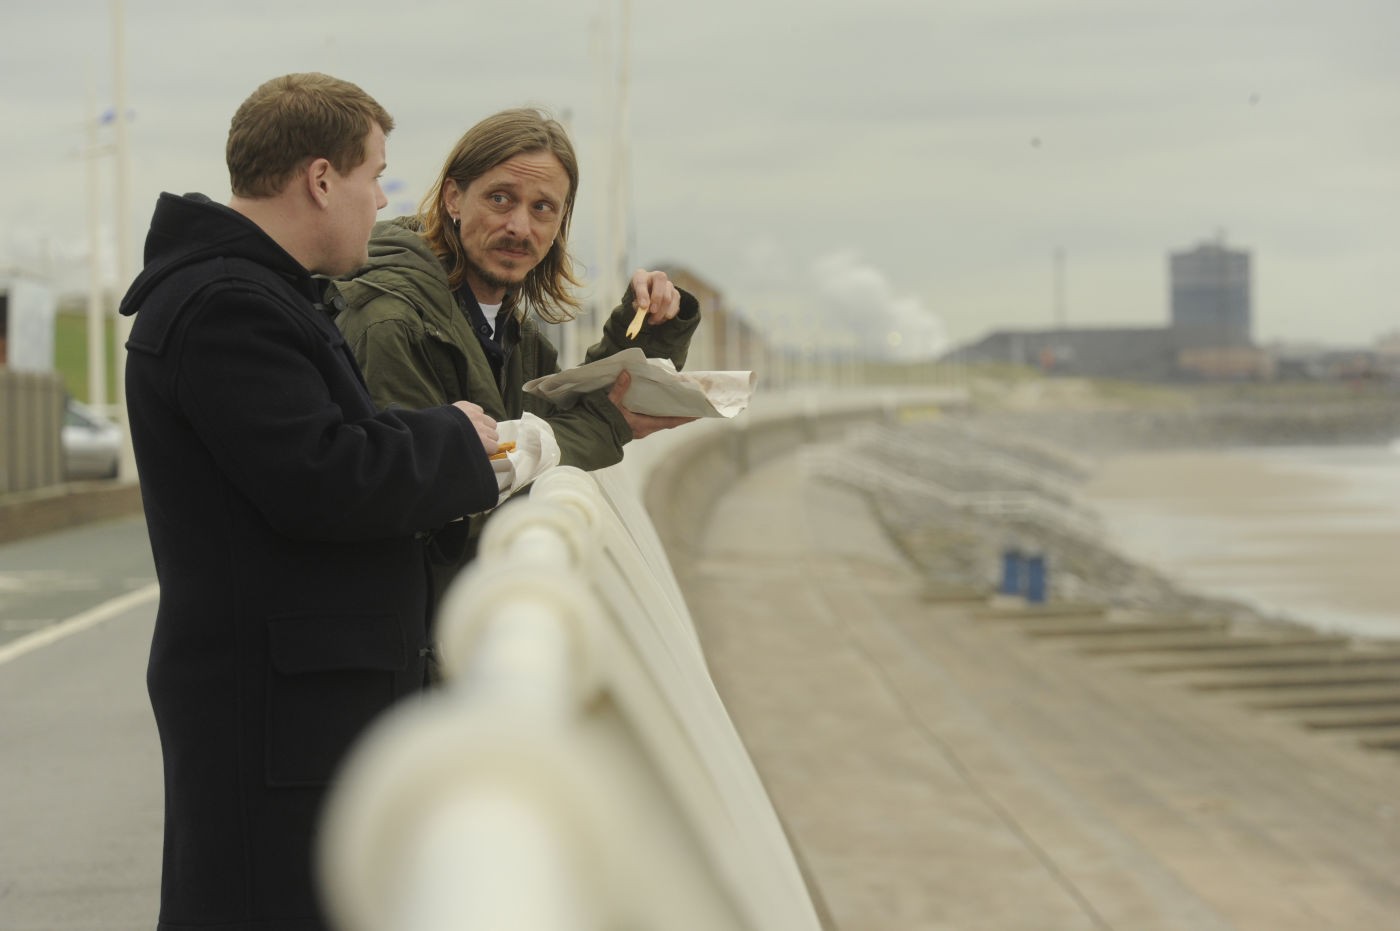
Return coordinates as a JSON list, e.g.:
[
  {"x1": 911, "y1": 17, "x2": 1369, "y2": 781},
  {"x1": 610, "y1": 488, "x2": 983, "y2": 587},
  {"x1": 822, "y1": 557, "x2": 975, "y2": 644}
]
[
  {"x1": 331, "y1": 218, "x2": 700, "y2": 469},
  {"x1": 328, "y1": 217, "x2": 701, "y2": 612}
]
